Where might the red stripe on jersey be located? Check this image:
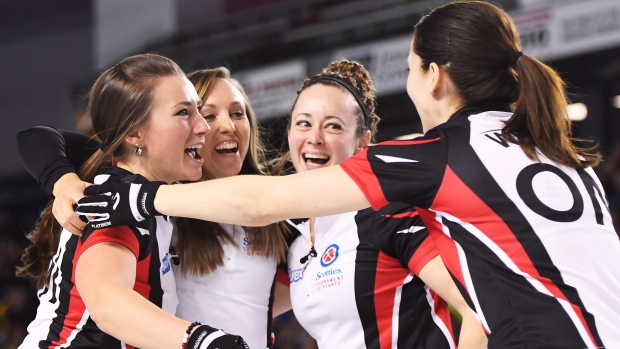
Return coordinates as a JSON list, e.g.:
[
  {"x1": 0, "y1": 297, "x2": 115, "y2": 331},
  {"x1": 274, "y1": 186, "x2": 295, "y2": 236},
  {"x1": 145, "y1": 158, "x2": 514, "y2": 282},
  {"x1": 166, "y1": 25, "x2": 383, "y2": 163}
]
[
  {"x1": 340, "y1": 149, "x2": 388, "y2": 210},
  {"x1": 275, "y1": 267, "x2": 290, "y2": 286},
  {"x1": 134, "y1": 254, "x2": 152, "y2": 299},
  {"x1": 374, "y1": 251, "x2": 410, "y2": 349},
  {"x1": 81, "y1": 226, "x2": 140, "y2": 259},
  {"x1": 417, "y1": 208, "x2": 467, "y2": 293},
  {"x1": 378, "y1": 137, "x2": 442, "y2": 146},
  {"x1": 381, "y1": 210, "x2": 419, "y2": 219},
  {"x1": 430, "y1": 289, "x2": 457, "y2": 346},
  {"x1": 407, "y1": 236, "x2": 439, "y2": 275},
  {"x1": 50, "y1": 239, "x2": 88, "y2": 348},
  {"x1": 431, "y1": 165, "x2": 597, "y2": 344}
]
